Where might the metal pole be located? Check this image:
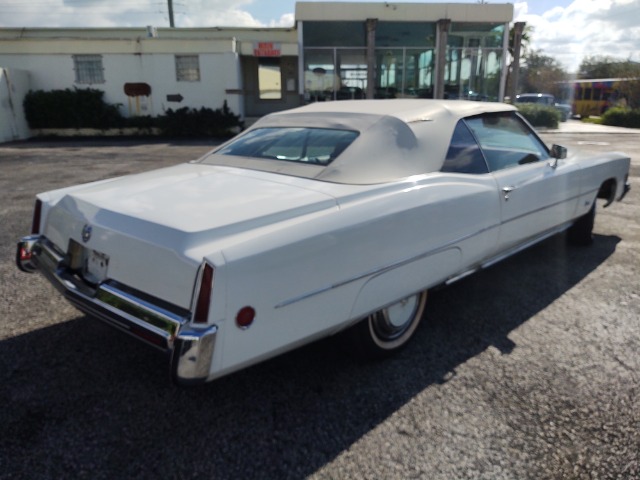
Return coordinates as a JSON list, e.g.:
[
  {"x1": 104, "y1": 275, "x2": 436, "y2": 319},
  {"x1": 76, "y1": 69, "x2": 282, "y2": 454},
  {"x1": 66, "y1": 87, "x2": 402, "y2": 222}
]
[{"x1": 168, "y1": 0, "x2": 175, "y2": 27}]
